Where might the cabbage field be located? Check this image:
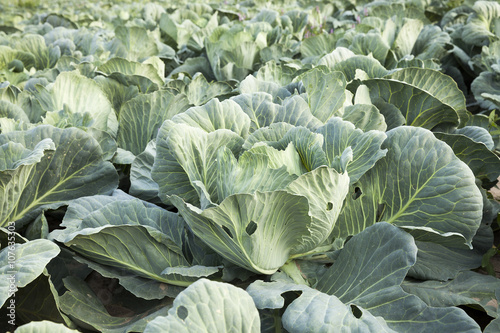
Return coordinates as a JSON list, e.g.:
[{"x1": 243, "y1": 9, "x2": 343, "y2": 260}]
[{"x1": 1, "y1": 0, "x2": 500, "y2": 331}]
